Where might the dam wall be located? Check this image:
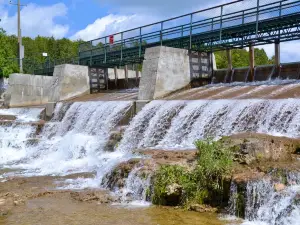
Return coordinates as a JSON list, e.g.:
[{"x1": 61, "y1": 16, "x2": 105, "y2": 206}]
[
  {"x1": 5, "y1": 64, "x2": 90, "y2": 107},
  {"x1": 4, "y1": 73, "x2": 53, "y2": 107},
  {"x1": 49, "y1": 64, "x2": 90, "y2": 102}
]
